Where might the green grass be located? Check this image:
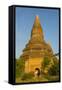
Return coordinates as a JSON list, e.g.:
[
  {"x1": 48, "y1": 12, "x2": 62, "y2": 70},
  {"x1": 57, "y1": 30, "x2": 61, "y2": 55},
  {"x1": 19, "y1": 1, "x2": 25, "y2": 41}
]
[{"x1": 16, "y1": 75, "x2": 59, "y2": 83}]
